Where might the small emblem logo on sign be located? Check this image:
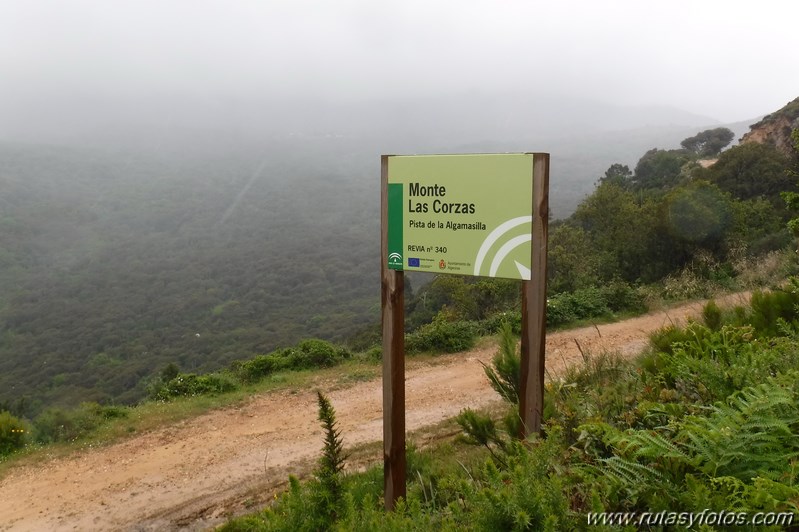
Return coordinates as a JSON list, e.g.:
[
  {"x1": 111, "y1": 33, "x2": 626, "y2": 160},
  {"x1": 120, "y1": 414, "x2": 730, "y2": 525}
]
[{"x1": 388, "y1": 252, "x2": 403, "y2": 268}]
